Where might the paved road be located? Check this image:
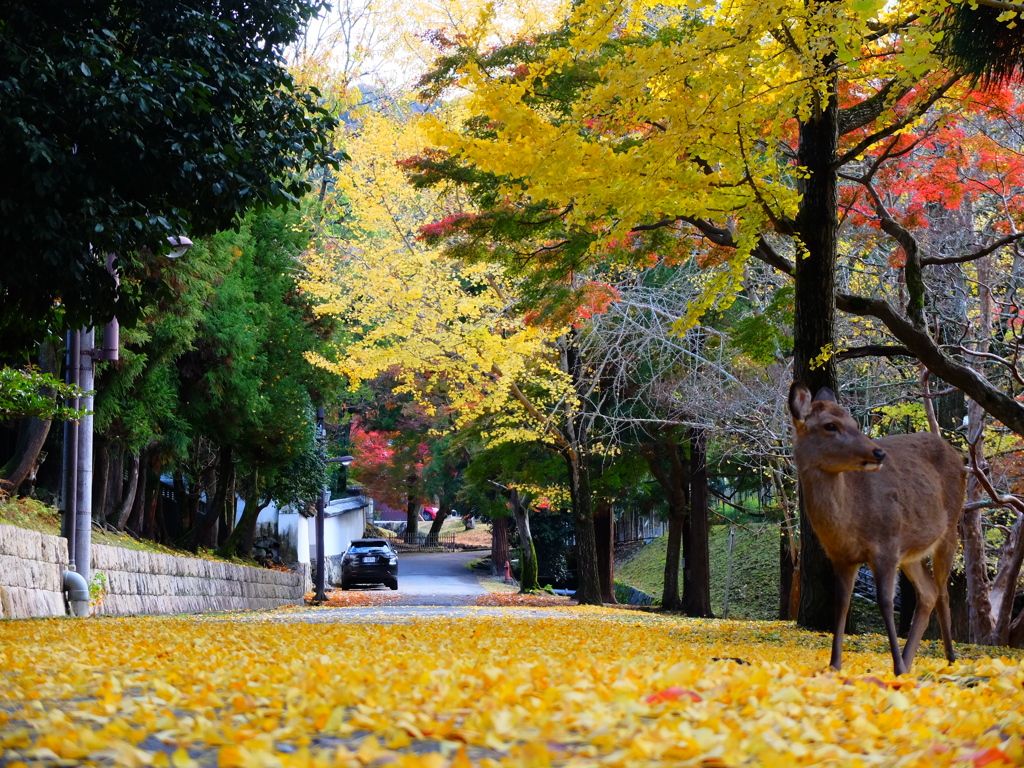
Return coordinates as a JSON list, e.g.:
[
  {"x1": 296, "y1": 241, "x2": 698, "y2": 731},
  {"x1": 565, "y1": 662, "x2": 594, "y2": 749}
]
[{"x1": 388, "y1": 549, "x2": 489, "y2": 604}]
